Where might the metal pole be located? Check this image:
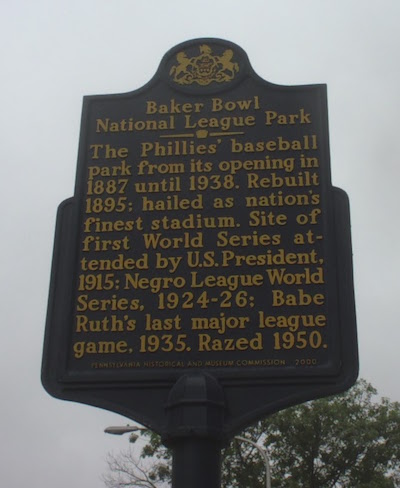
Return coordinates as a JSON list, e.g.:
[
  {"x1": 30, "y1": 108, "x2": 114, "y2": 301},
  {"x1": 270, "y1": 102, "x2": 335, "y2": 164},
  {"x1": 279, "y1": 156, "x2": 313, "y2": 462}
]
[
  {"x1": 235, "y1": 436, "x2": 271, "y2": 488},
  {"x1": 163, "y1": 373, "x2": 226, "y2": 488},
  {"x1": 171, "y1": 437, "x2": 222, "y2": 488}
]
